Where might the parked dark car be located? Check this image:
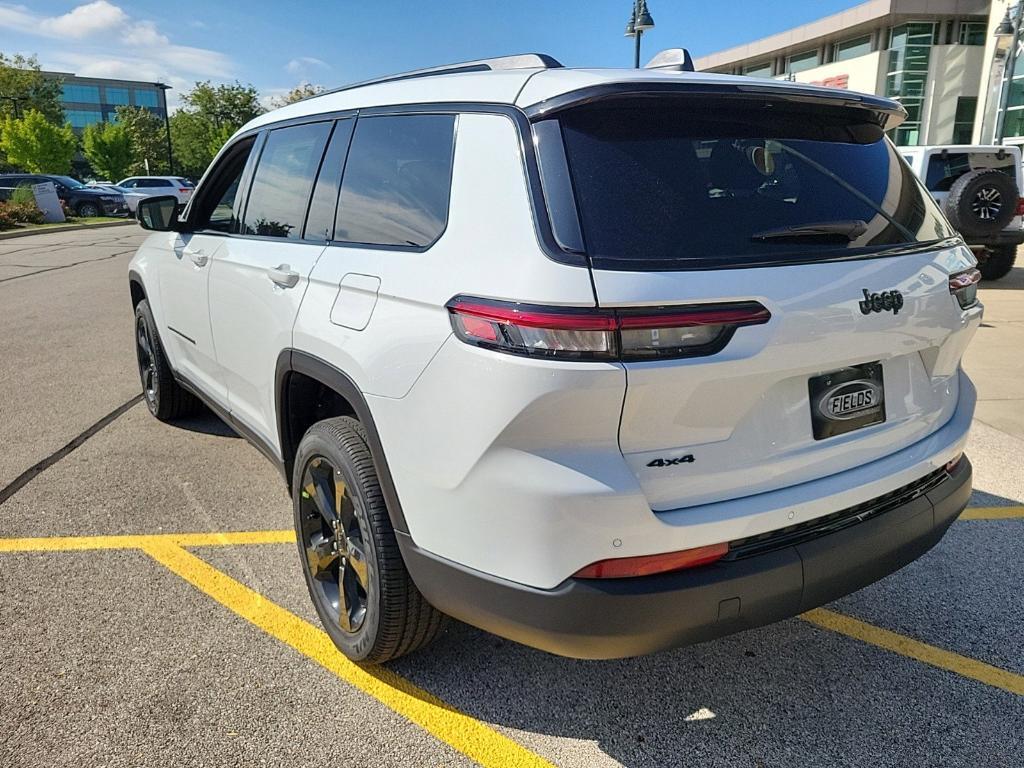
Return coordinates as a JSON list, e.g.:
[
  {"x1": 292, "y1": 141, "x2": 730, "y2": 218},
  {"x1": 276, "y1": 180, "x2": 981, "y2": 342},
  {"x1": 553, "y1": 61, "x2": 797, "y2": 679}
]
[{"x1": 0, "y1": 174, "x2": 128, "y2": 217}]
